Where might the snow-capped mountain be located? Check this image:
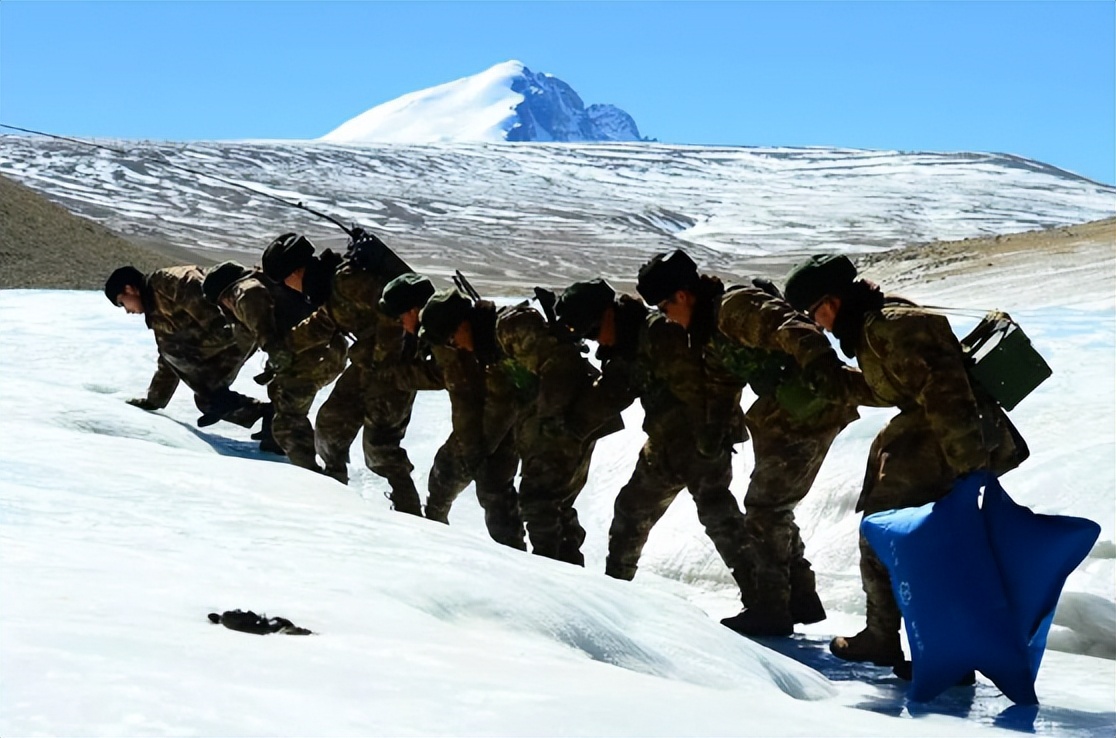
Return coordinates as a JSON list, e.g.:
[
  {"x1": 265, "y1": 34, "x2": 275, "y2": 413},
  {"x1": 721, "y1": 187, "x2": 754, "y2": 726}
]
[
  {"x1": 0, "y1": 135, "x2": 1112, "y2": 292},
  {"x1": 320, "y1": 60, "x2": 643, "y2": 144}
]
